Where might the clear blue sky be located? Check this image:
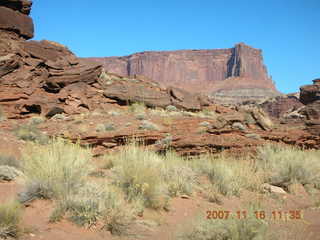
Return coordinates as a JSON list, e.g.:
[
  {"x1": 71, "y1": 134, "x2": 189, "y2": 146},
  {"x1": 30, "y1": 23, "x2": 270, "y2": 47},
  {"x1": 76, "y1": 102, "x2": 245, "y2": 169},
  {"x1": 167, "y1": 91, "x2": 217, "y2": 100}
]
[{"x1": 31, "y1": 0, "x2": 319, "y2": 94}]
